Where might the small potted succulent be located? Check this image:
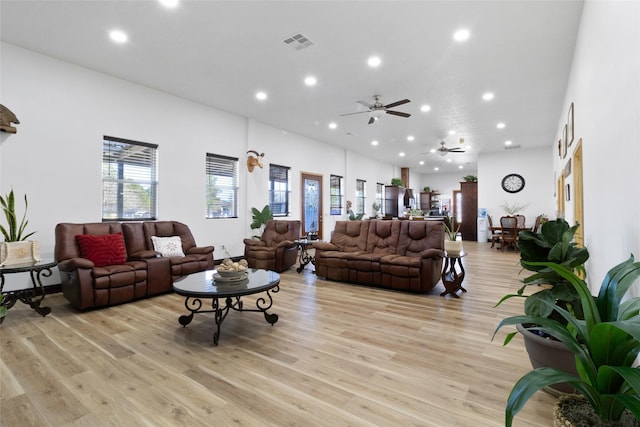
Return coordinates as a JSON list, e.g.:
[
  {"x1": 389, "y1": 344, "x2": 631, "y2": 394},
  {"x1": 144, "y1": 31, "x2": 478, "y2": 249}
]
[{"x1": 0, "y1": 189, "x2": 39, "y2": 266}]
